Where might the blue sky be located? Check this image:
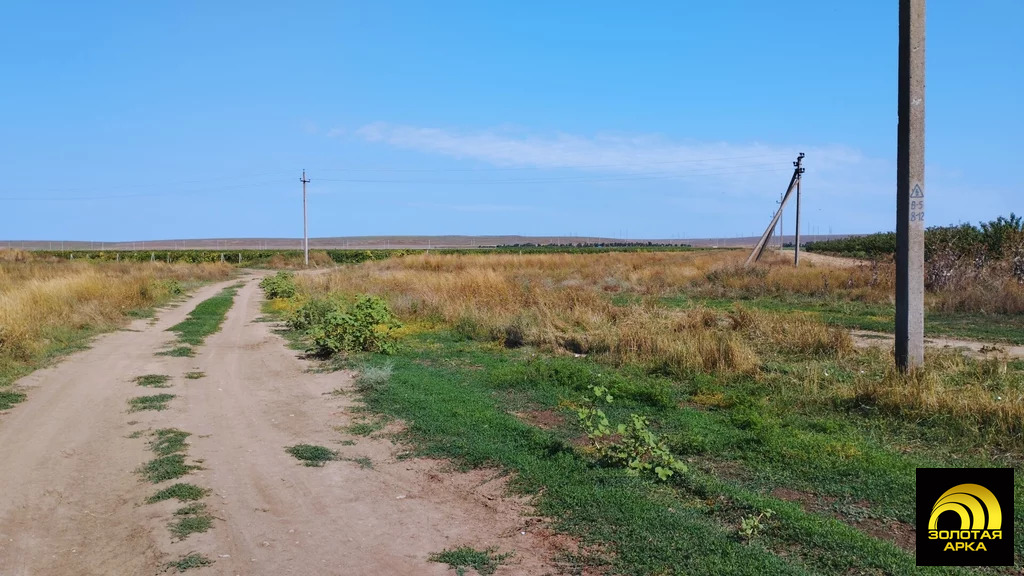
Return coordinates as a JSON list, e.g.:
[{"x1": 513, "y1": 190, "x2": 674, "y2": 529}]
[{"x1": 1, "y1": 1, "x2": 1020, "y2": 241}]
